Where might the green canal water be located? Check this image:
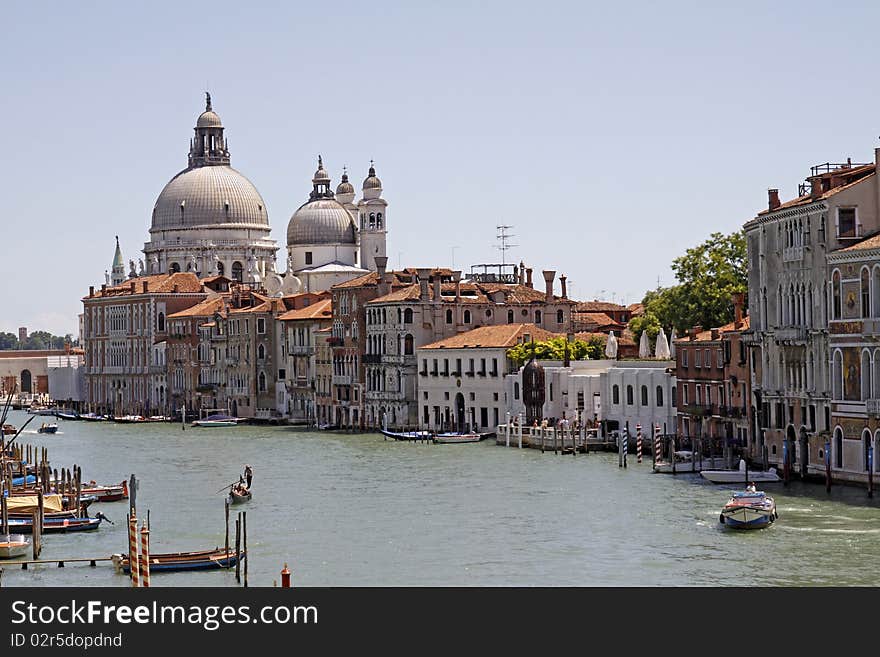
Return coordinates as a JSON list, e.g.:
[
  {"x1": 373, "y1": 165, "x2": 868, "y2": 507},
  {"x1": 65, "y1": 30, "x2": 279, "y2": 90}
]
[{"x1": 2, "y1": 409, "x2": 879, "y2": 587}]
